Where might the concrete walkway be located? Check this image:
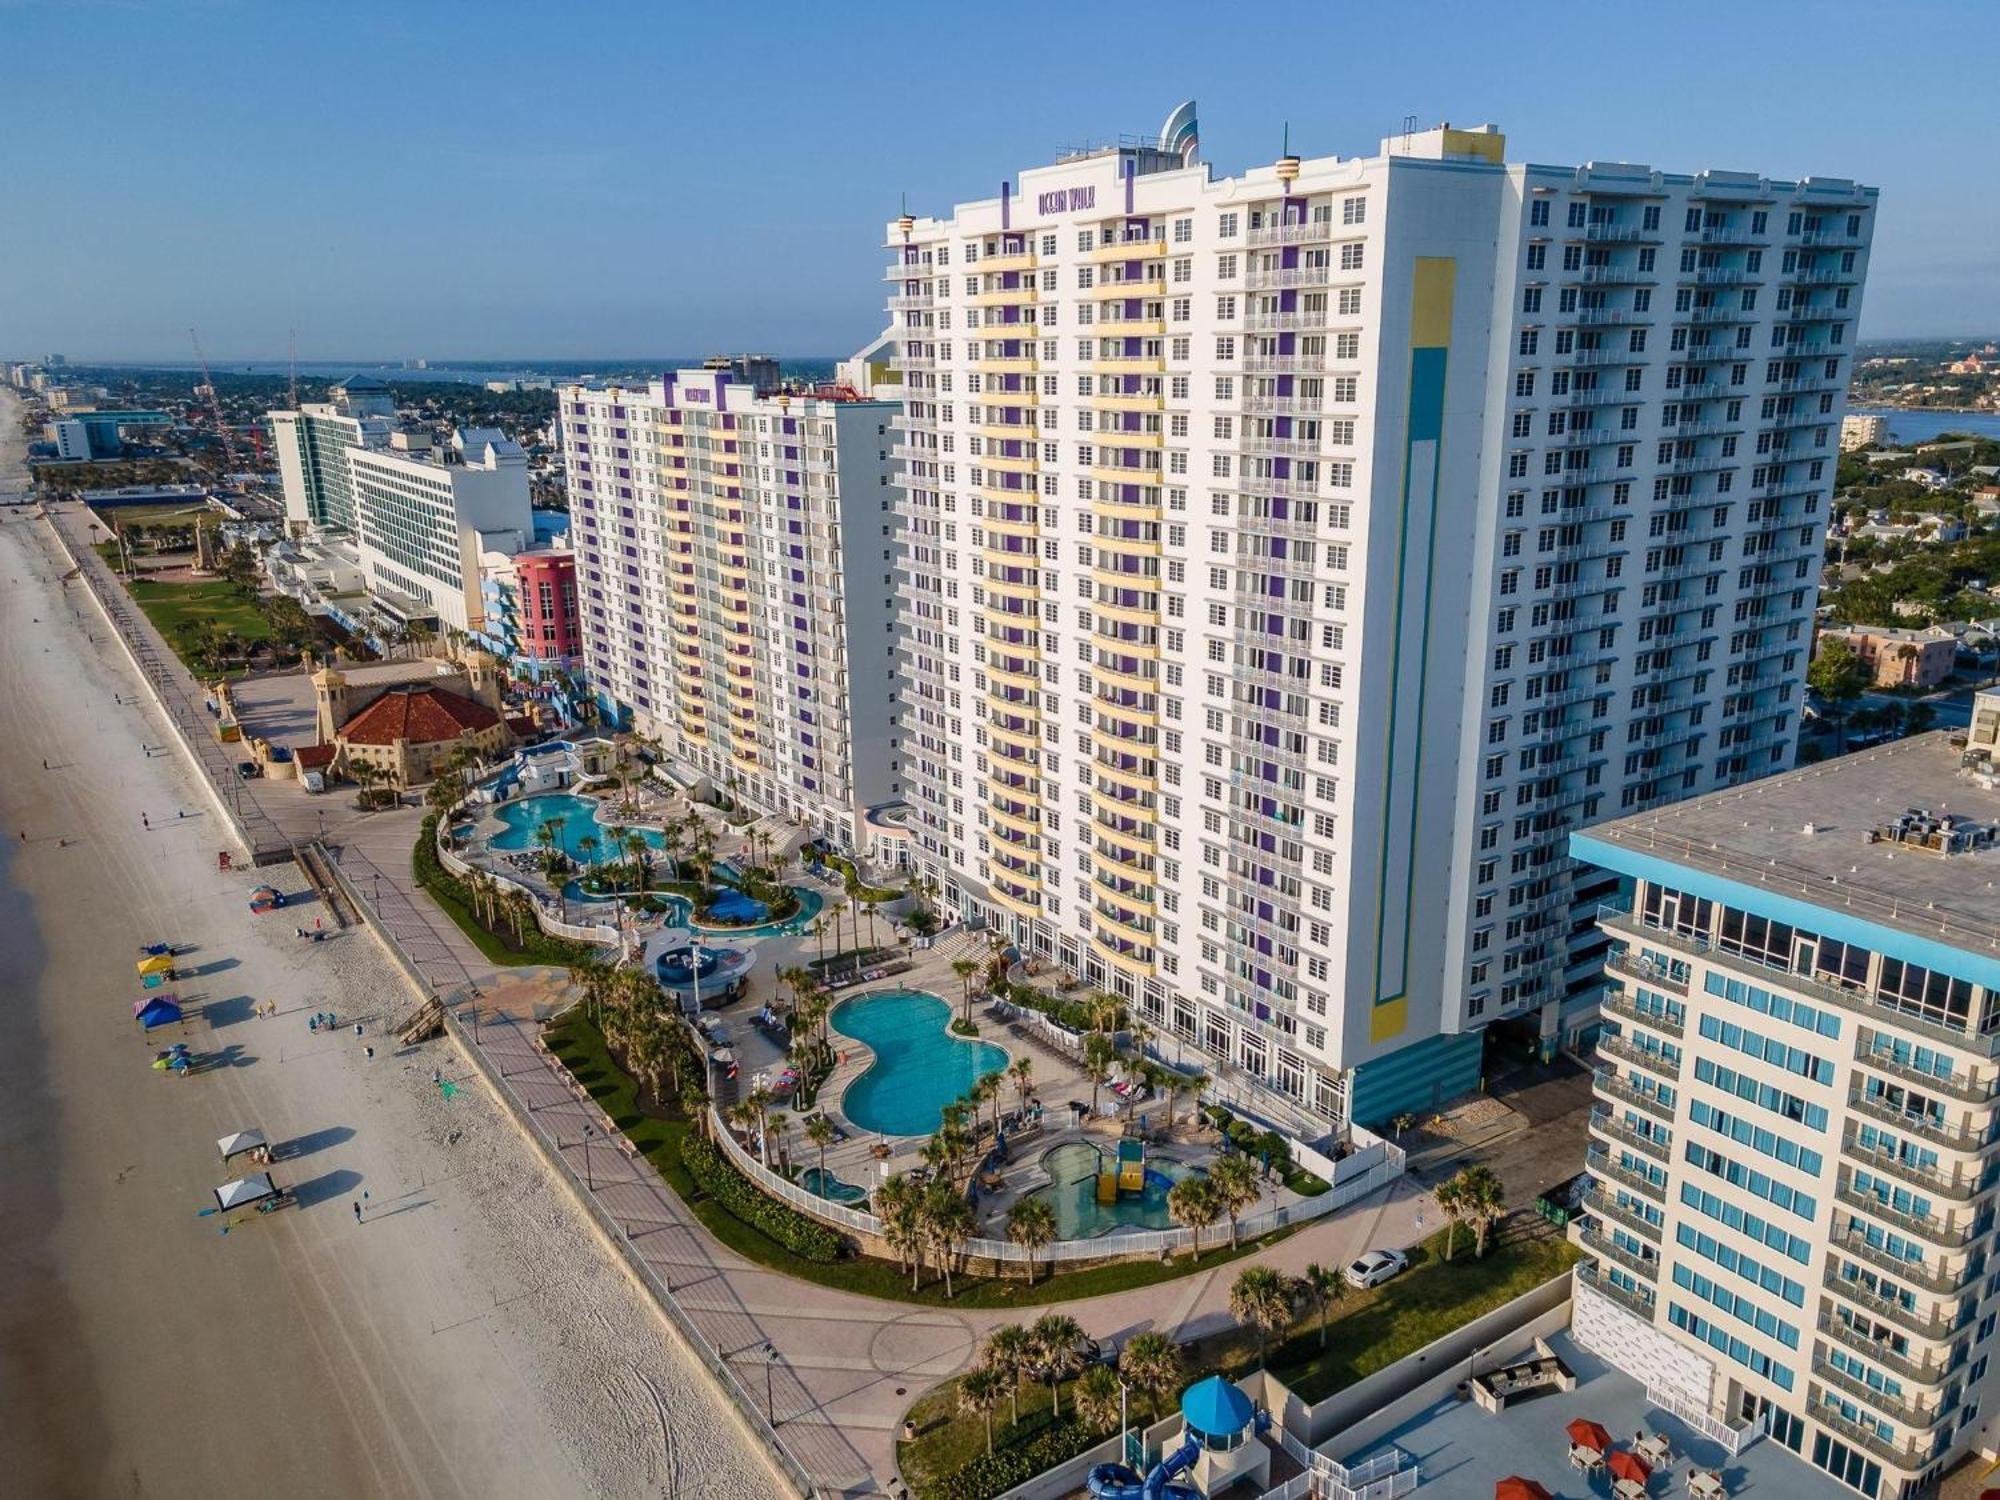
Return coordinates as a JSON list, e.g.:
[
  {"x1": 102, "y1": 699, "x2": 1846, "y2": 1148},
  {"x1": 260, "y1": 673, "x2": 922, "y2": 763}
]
[{"x1": 459, "y1": 999, "x2": 1431, "y2": 1496}]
